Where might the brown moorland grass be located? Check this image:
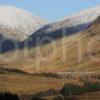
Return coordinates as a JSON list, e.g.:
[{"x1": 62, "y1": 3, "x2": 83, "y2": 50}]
[
  {"x1": 0, "y1": 18, "x2": 100, "y2": 73},
  {"x1": 0, "y1": 72, "x2": 83, "y2": 94}
]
